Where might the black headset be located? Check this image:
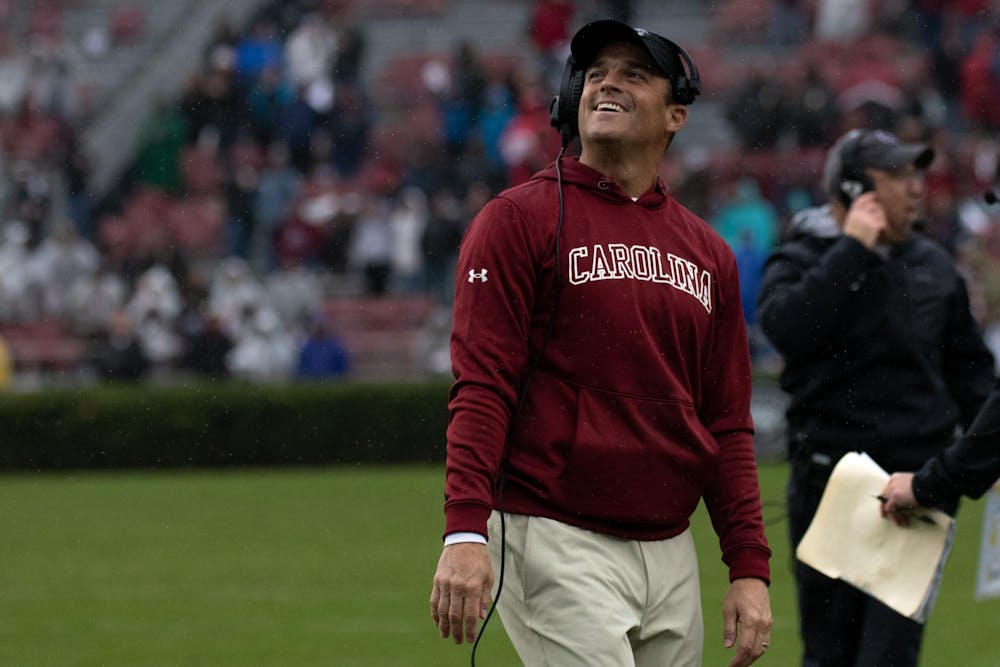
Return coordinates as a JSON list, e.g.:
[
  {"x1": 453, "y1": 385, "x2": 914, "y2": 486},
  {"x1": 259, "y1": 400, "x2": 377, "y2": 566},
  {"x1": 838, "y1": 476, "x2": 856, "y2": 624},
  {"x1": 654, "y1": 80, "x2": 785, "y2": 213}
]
[
  {"x1": 548, "y1": 38, "x2": 702, "y2": 147},
  {"x1": 830, "y1": 129, "x2": 875, "y2": 207}
]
